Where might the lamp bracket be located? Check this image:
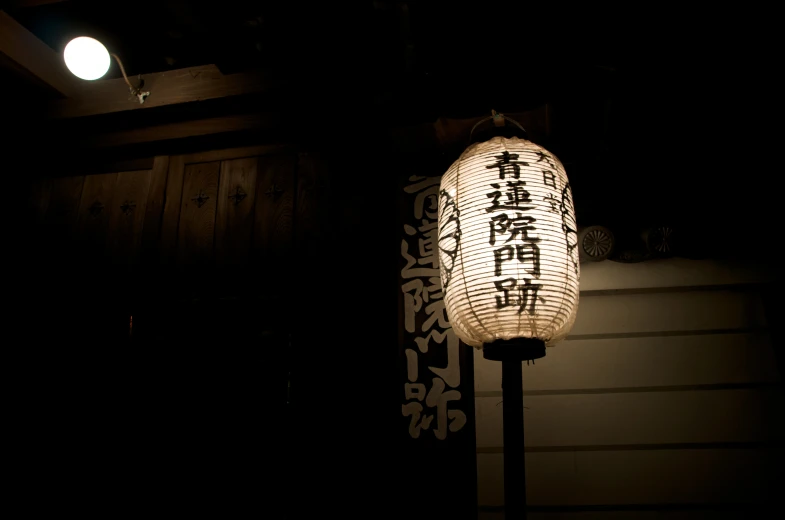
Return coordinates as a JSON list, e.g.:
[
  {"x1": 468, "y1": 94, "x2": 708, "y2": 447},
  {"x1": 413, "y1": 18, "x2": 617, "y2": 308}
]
[
  {"x1": 111, "y1": 53, "x2": 150, "y2": 104},
  {"x1": 128, "y1": 75, "x2": 149, "y2": 104}
]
